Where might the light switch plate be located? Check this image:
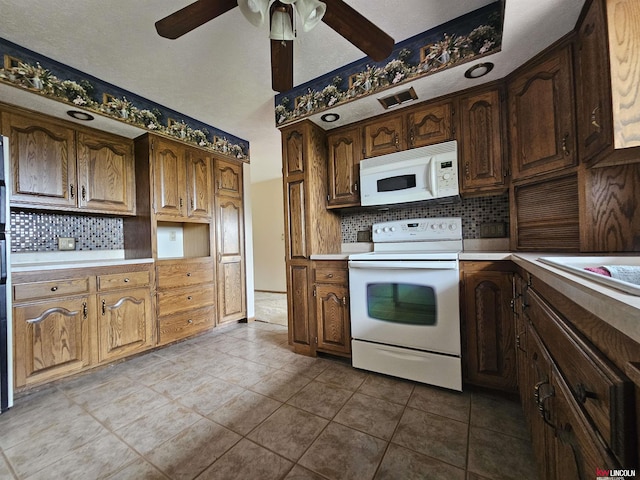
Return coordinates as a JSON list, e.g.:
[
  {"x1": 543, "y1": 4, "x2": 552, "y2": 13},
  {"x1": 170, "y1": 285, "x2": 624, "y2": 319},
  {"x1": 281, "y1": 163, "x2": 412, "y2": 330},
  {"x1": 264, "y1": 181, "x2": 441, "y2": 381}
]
[{"x1": 58, "y1": 237, "x2": 76, "y2": 250}]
